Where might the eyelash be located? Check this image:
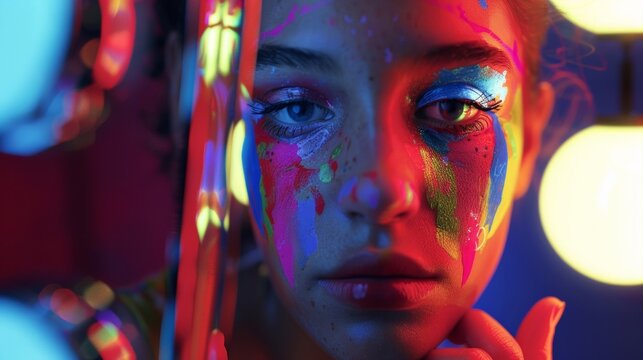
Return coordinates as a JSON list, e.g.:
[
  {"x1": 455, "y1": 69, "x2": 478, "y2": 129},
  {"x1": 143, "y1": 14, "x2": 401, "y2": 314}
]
[
  {"x1": 249, "y1": 85, "x2": 504, "y2": 138},
  {"x1": 414, "y1": 93, "x2": 503, "y2": 133},
  {"x1": 249, "y1": 99, "x2": 333, "y2": 138}
]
